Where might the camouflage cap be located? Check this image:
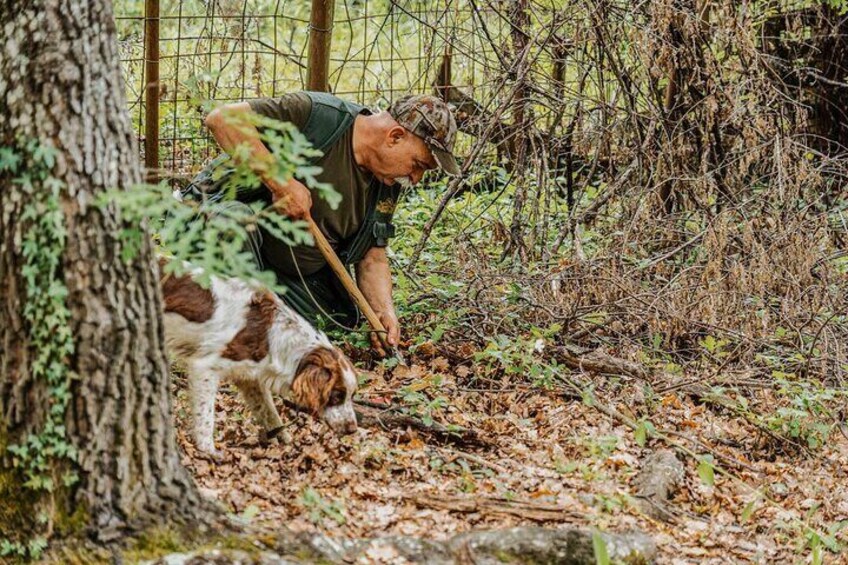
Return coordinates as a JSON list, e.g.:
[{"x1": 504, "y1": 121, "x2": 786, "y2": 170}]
[{"x1": 388, "y1": 94, "x2": 460, "y2": 176}]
